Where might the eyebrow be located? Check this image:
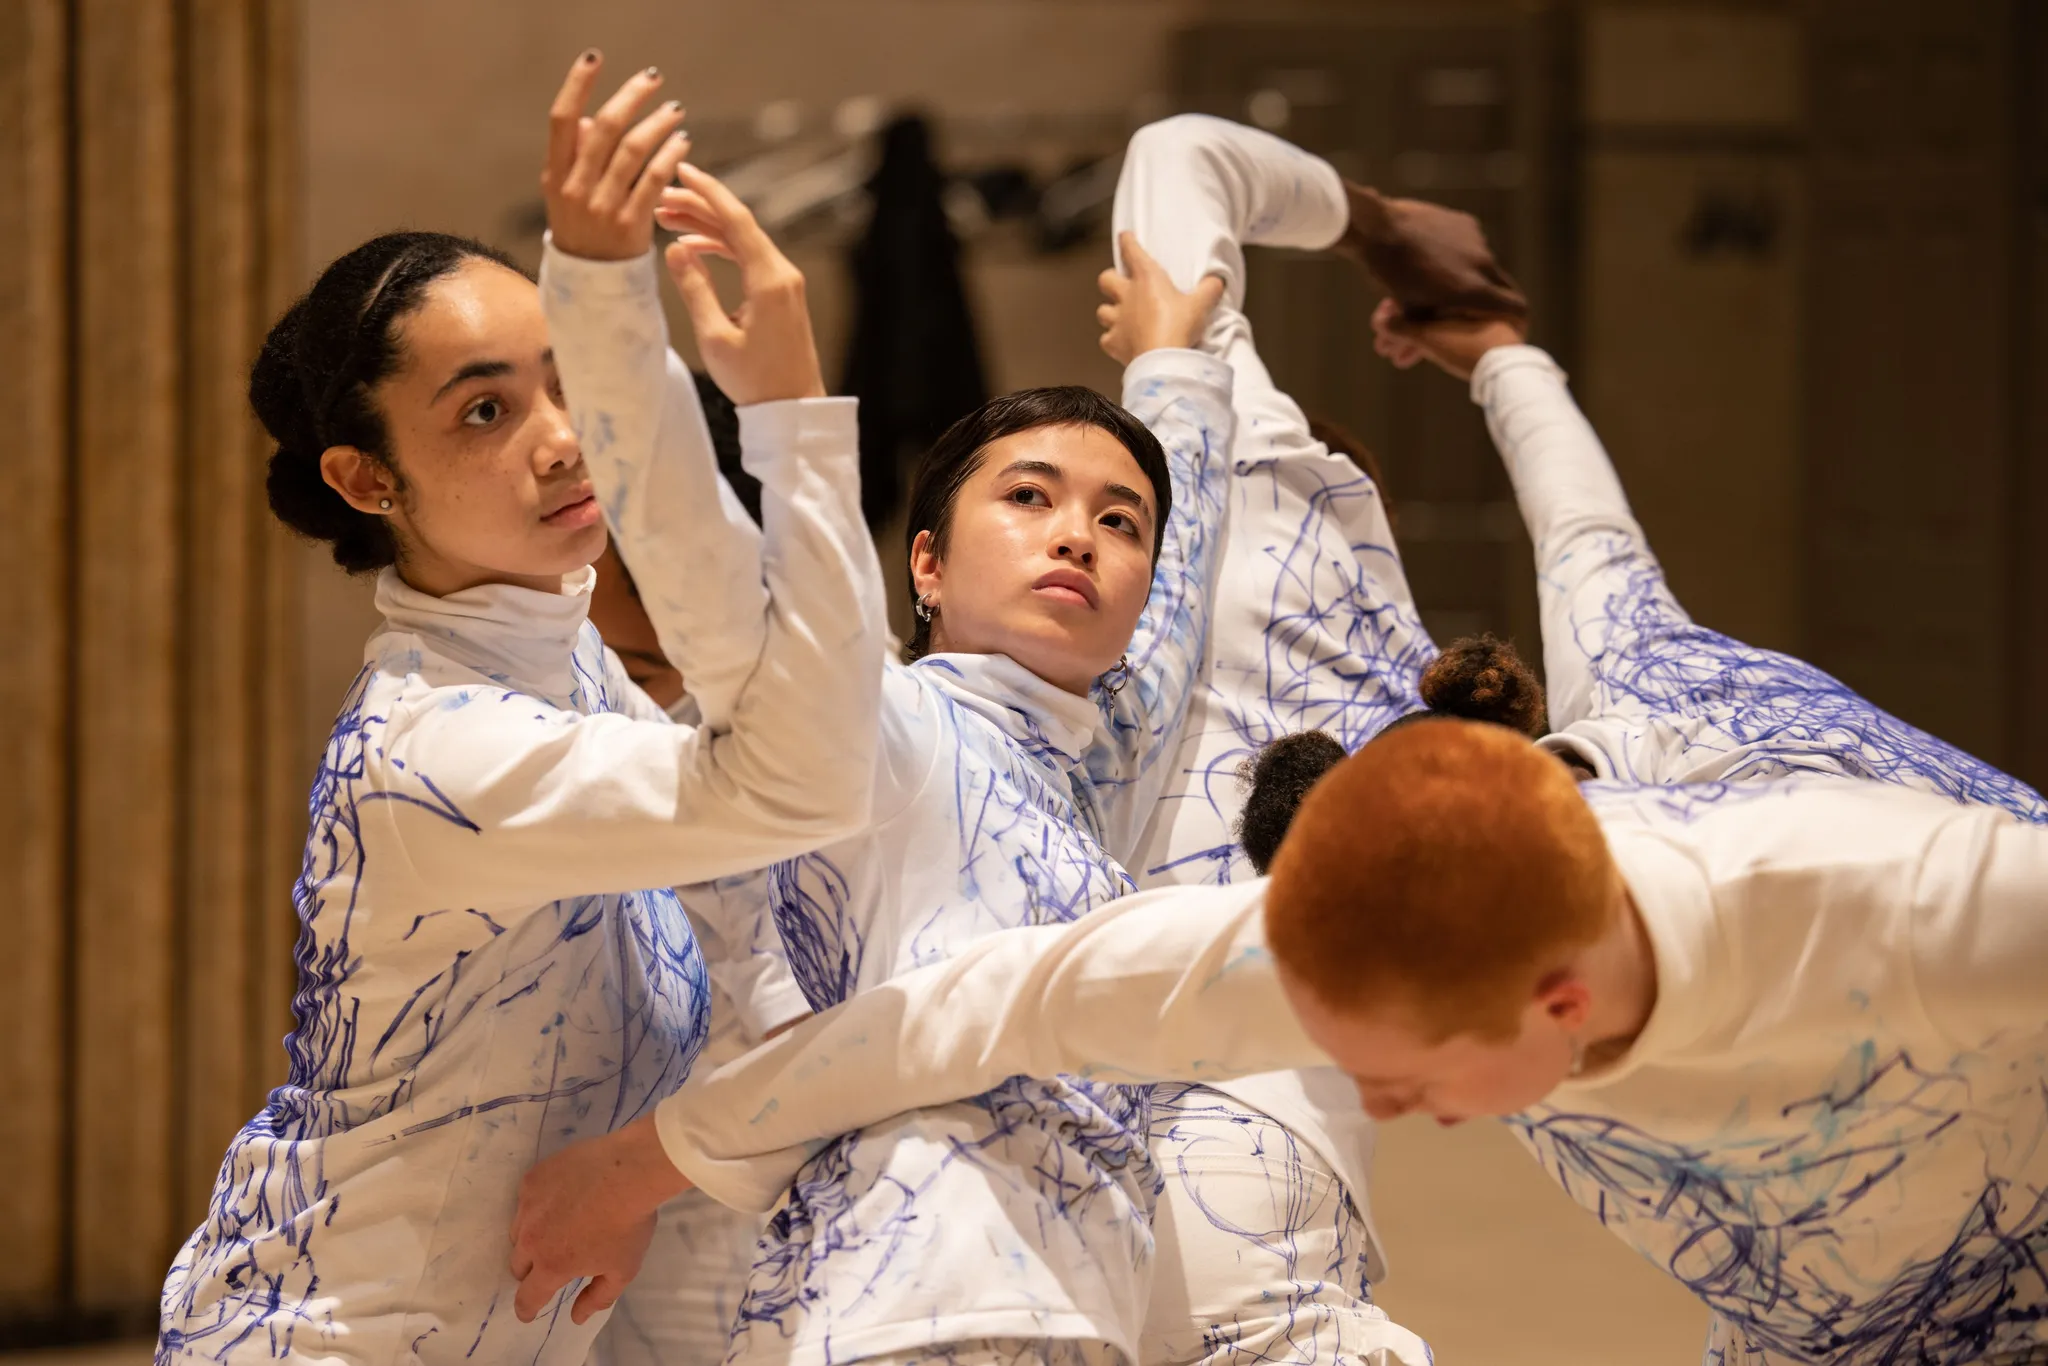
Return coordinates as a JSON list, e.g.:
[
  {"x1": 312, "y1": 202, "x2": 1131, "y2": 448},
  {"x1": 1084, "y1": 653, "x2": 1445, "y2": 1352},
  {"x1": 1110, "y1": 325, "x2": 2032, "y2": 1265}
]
[
  {"x1": 996, "y1": 459, "x2": 1155, "y2": 524},
  {"x1": 431, "y1": 348, "x2": 554, "y2": 404}
]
